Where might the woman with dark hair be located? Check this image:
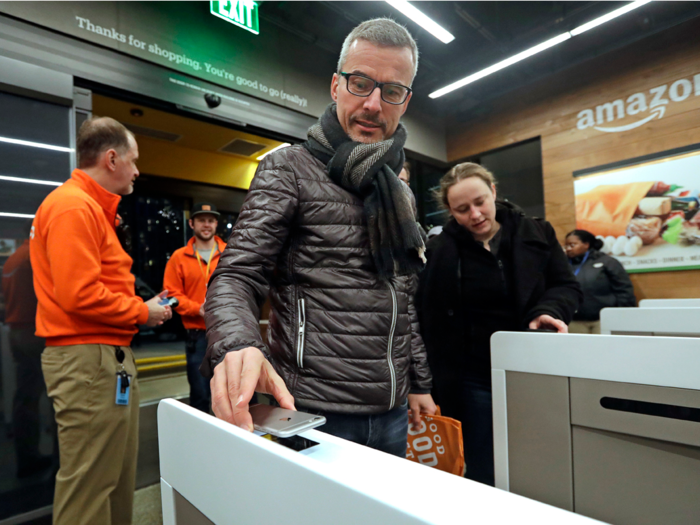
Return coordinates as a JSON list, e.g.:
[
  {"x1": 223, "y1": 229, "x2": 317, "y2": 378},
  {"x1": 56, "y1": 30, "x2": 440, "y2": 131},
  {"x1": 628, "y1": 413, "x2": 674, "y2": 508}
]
[
  {"x1": 416, "y1": 162, "x2": 582, "y2": 486},
  {"x1": 564, "y1": 229, "x2": 636, "y2": 334}
]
